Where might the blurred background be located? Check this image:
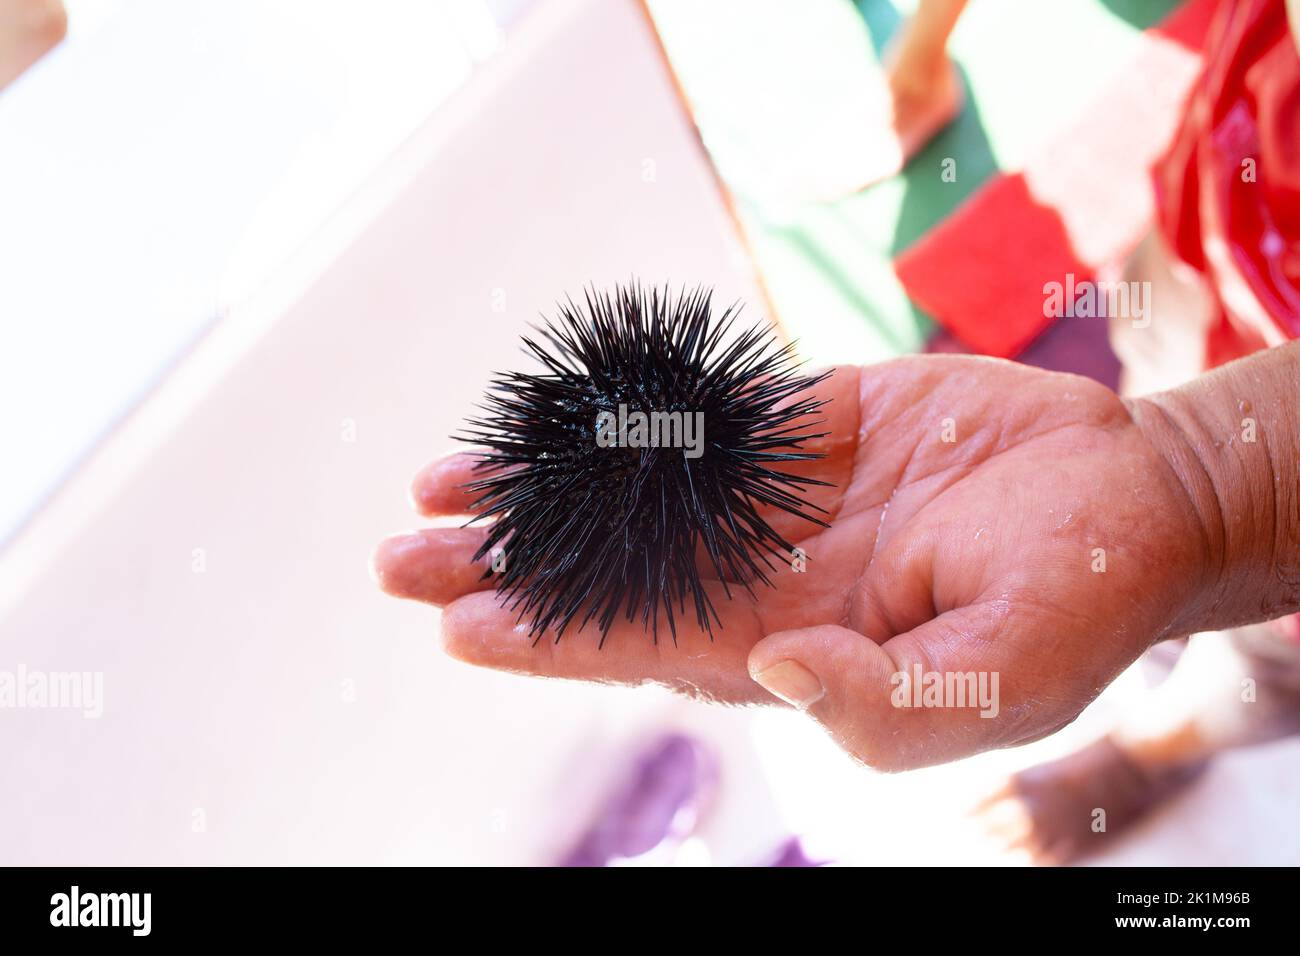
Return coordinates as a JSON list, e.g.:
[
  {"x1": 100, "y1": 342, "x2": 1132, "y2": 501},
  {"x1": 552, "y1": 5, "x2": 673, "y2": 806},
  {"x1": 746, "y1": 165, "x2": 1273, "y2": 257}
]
[{"x1": 0, "y1": 0, "x2": 1295, "y2": 865}]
